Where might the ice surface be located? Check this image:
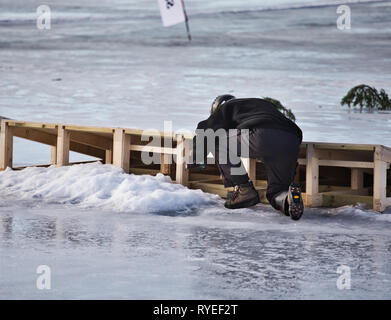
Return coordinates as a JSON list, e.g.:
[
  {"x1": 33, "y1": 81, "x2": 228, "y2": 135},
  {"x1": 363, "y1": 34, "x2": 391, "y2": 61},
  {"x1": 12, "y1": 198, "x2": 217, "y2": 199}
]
[
  {"x1": 1, "y1": 0, "x2": 391, "y2": 299},
  {"x1": 1, "y1": 163, "x2": 391, "y2": 299}
]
